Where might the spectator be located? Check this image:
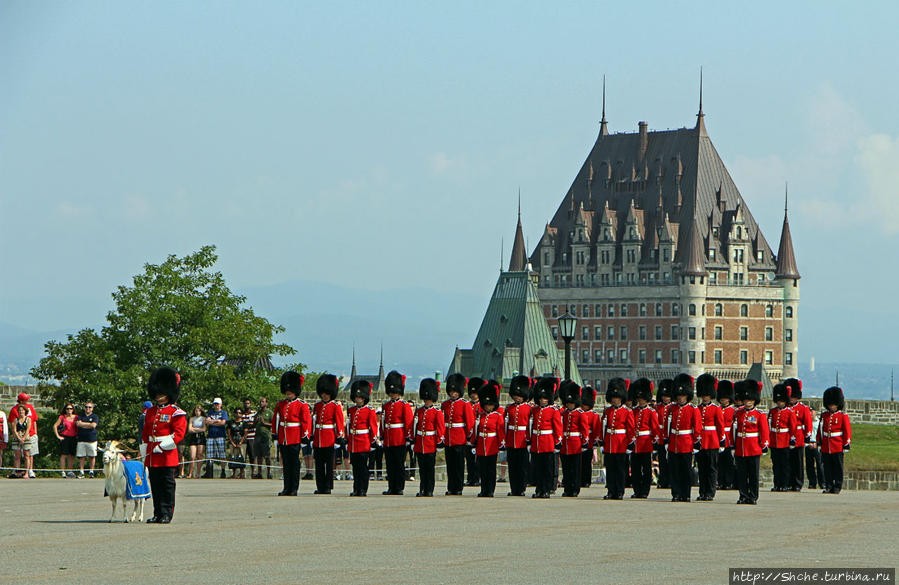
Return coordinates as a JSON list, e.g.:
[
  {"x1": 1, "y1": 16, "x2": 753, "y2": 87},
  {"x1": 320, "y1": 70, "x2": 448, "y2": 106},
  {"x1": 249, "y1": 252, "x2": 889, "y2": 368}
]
[
  {"x1": 205, "y1": 398, "x2": 229, "y2": 478},
  {"x1": 8, "y1": 393, "x2": 39, "y2": 478},
  {"x1": 53, "y1": 403, "x2": 79, "y2": 478},
  {"x1": 241, "y1": 398, "x2": 256, "y2": 478},
  {"x1": 137, "y1": 401, "x2": 153, "y2": 445},
  {"x1": 253, "y1": 396, "x2": 273, "y2": 479},
  {"x1": 76, "y1": 402, "x2": 100, "y2": 478},
  {"x1": 10, "y1": 405, "x2": 34, "y2": 479},
  {"x1": 227, "y1": 409, "x2": 247, "y2": 479},
  {"x1": 0, "y1": 407, "x2": 7, "y2": 472},
  {"x1": 187, "y1": 405, "x2": 207, "y2": 479}
]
